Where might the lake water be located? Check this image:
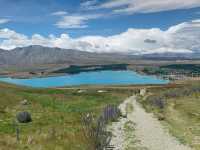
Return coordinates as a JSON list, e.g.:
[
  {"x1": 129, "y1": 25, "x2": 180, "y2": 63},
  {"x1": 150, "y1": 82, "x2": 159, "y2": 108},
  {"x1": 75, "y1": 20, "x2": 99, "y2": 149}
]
[{"x1": 0, "y1": 71, "x2": 168, "y2": 88}]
